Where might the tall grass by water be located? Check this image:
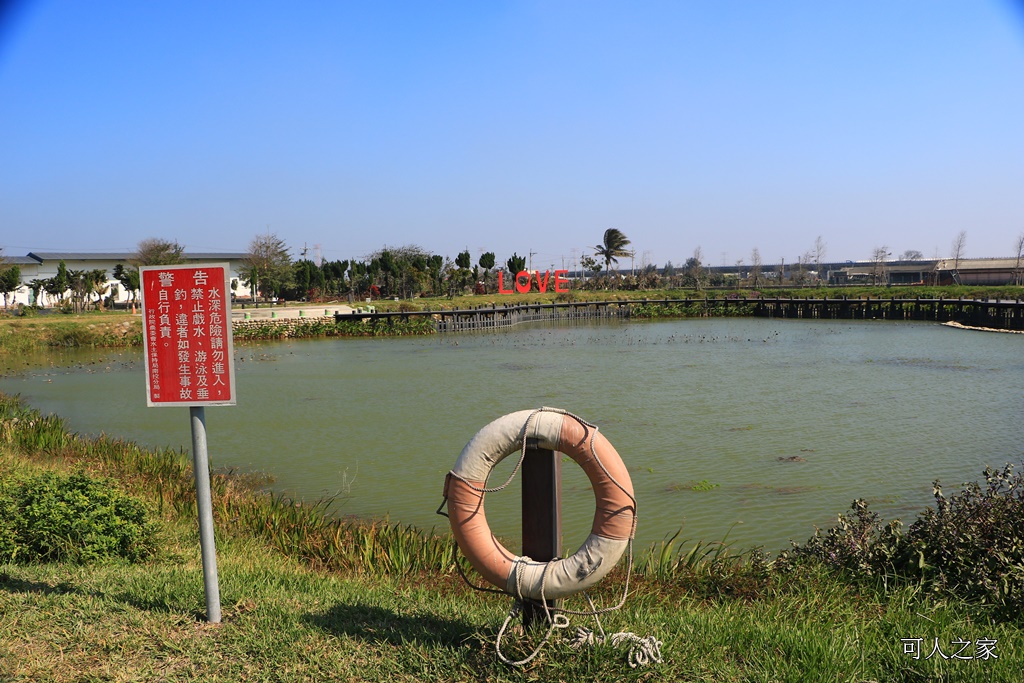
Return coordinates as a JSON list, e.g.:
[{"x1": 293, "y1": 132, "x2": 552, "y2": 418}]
[{"x1": 0, "y1": 392, "x2": 454, "y2": 576}]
